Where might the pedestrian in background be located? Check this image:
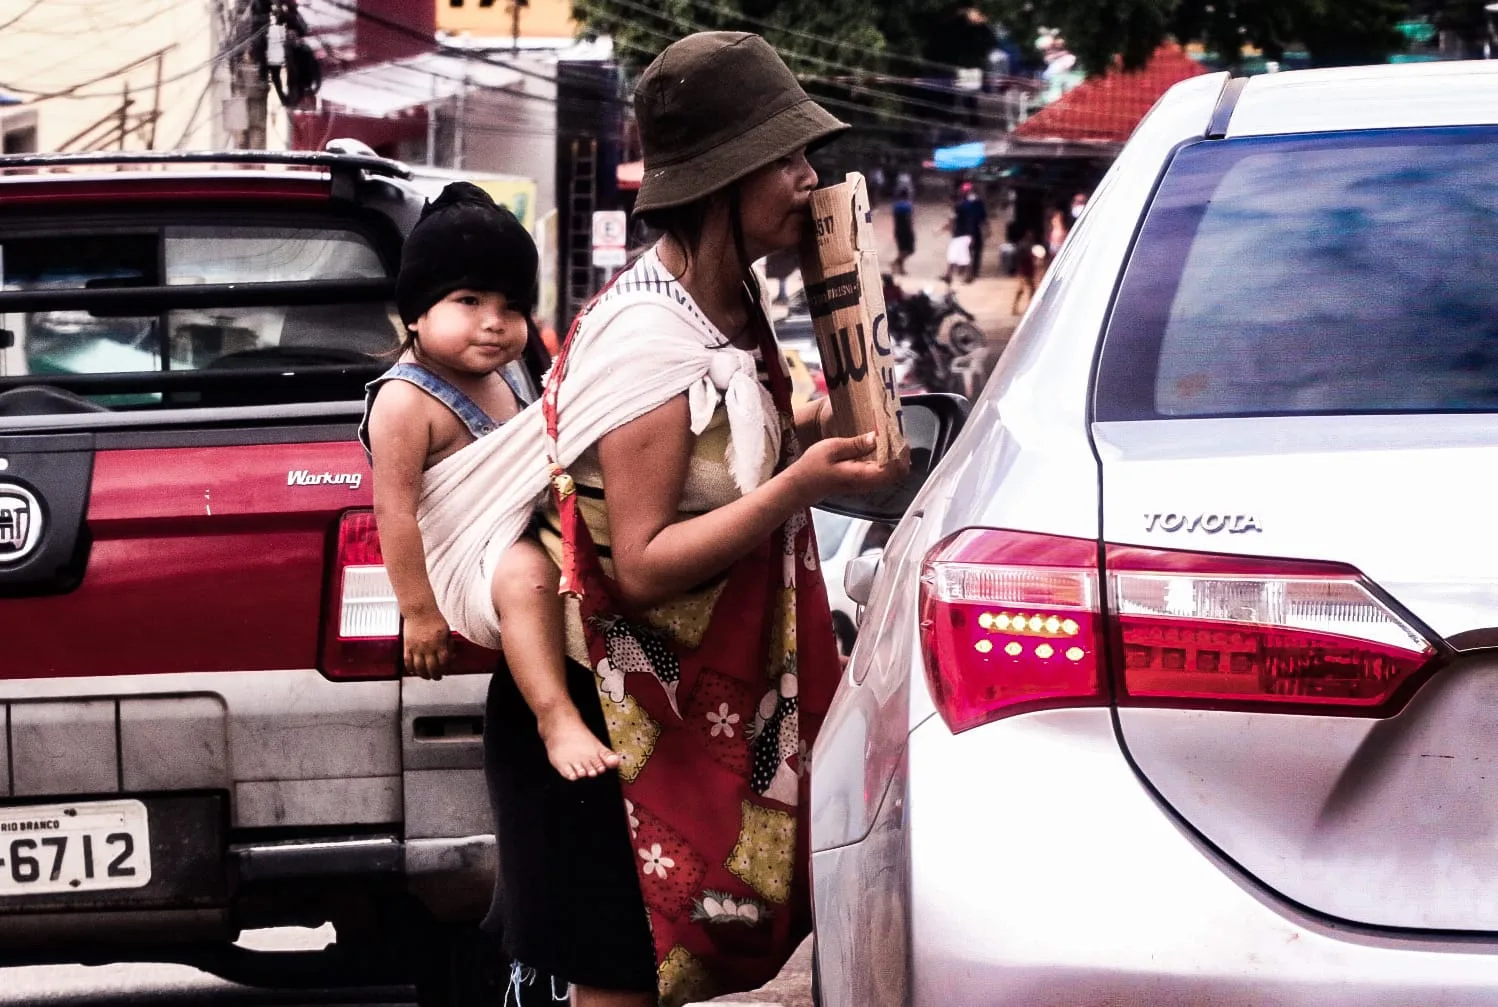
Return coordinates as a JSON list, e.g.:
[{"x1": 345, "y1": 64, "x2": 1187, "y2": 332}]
[
  {"x1": 942, "y1": 211, "x2": 972, "y2": 286},
  {"x1": 1010, "y1": 228, "x2": 1041, "y2": 315},
  {"x1": 892, "y1": 184, "x2": 916, "y2": 276},
  {"x1": 953, "y1": 181, "x2": 989, "y2": 282},
  {"x1": 1046, "y1": 207, "x2": 1069, "y2": 260}
]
